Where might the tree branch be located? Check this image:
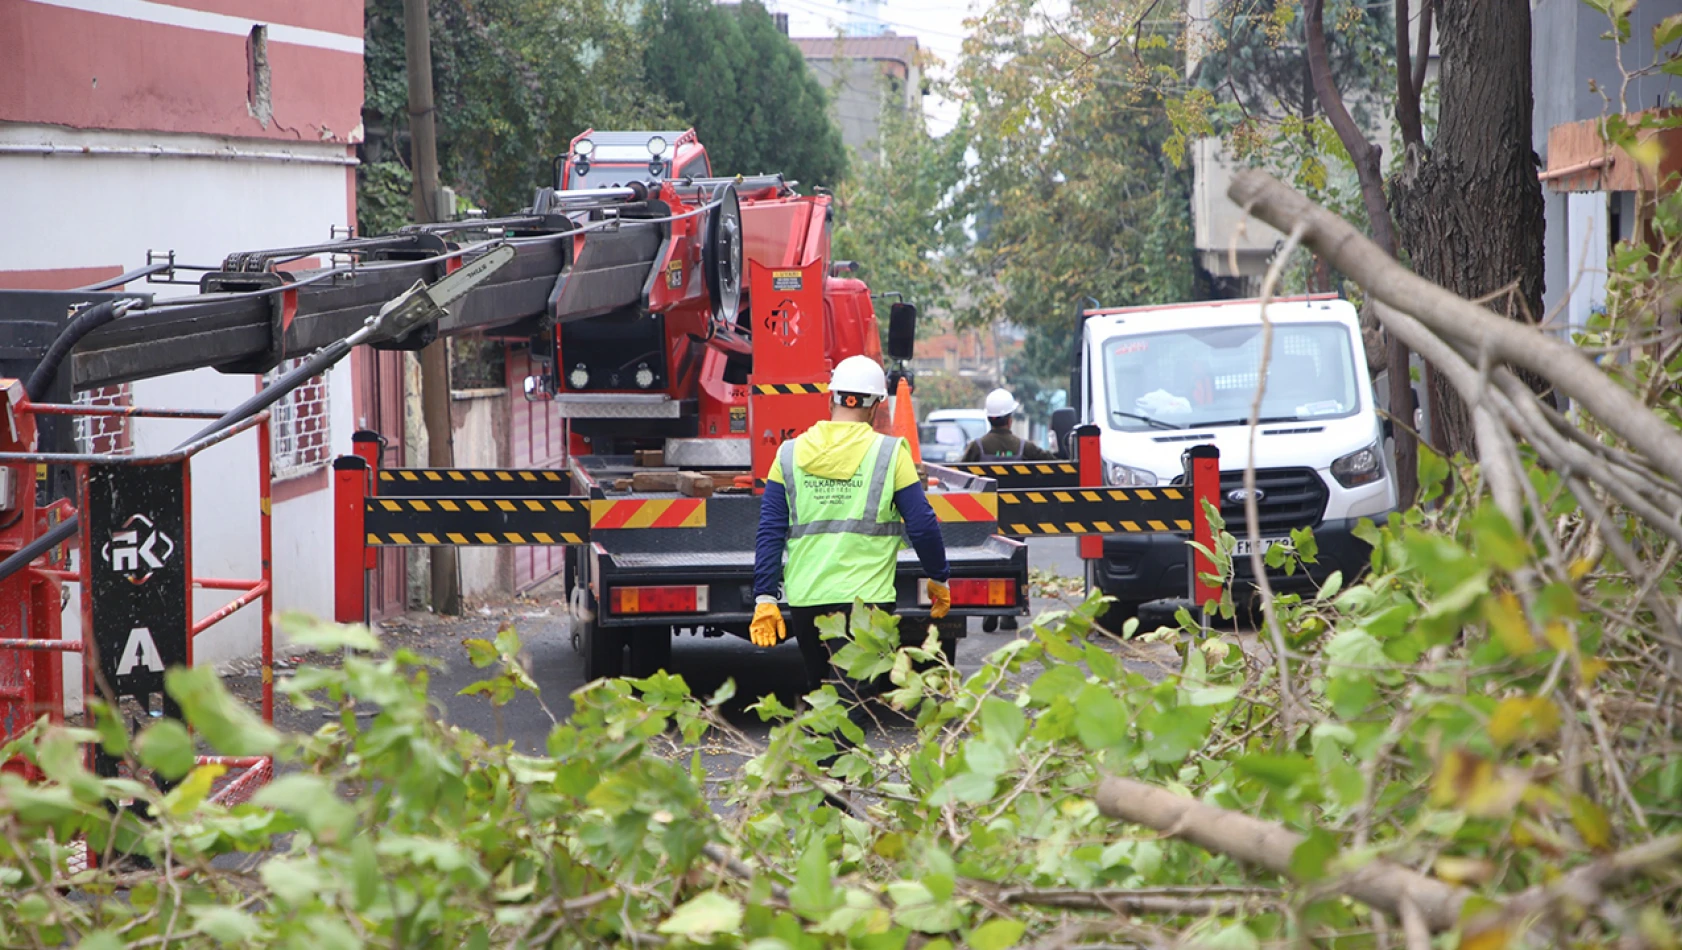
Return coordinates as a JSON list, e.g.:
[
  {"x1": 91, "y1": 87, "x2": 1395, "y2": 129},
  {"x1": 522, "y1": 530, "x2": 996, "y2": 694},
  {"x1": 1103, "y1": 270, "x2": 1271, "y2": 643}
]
[
  {"x1": 1094, "y1": 777, "x2": 1469, "y2": 931},
  {"x1": 1395, "y1": 0, "x2": 1425, "y2": 147},
  {"x1": 1412, "y1": 0, "x2": 1433, "y2": 103},
  {"x1": 1304, "y1": 0, "x2": 1396, "y2": 257},
  {"x1": 1229, "y1": 170, "x2": 1682, "y2": 492}
]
